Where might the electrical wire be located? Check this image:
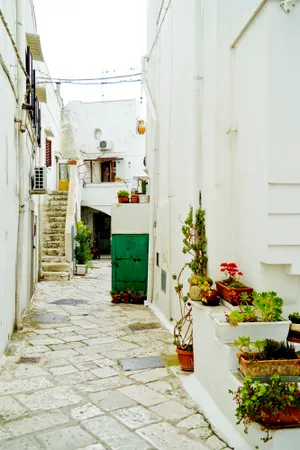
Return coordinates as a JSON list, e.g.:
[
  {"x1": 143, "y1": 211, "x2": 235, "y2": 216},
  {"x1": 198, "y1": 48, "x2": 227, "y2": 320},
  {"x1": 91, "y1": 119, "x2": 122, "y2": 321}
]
[
  {"x1": 36, "y1": 79, "x2": 142, "y2": 86},
  {"x1": 36, "y1": 72, "x2": 142, "y2": 82}
]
